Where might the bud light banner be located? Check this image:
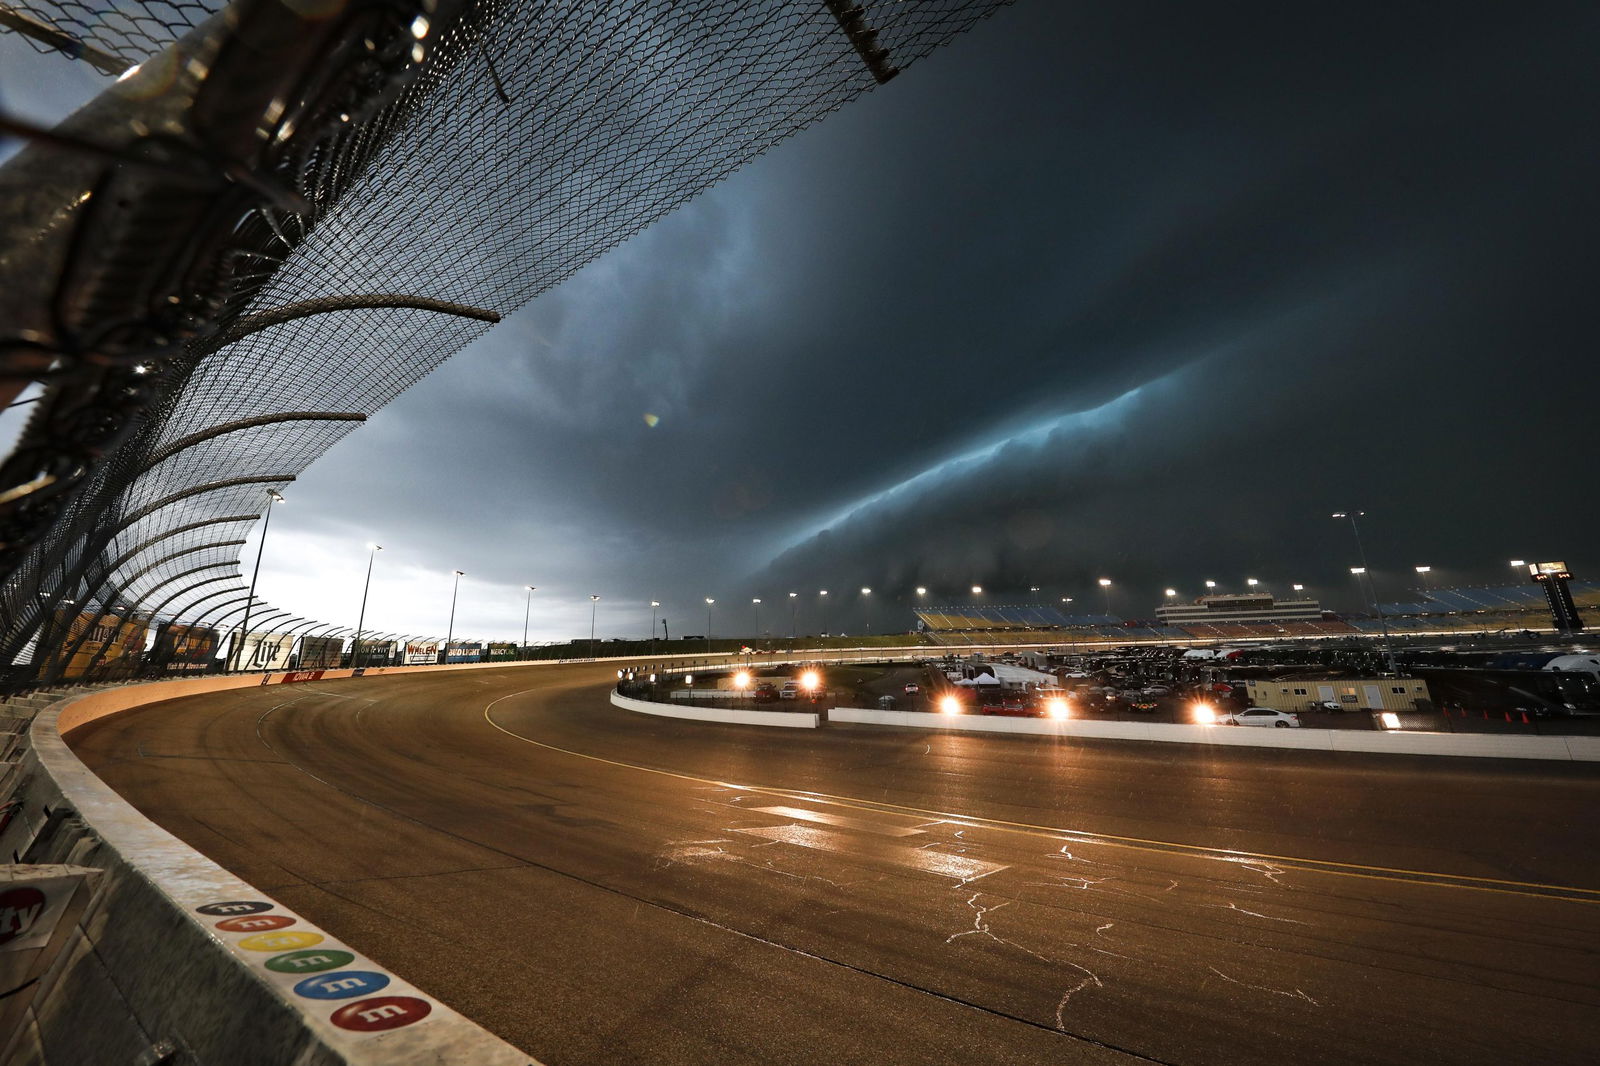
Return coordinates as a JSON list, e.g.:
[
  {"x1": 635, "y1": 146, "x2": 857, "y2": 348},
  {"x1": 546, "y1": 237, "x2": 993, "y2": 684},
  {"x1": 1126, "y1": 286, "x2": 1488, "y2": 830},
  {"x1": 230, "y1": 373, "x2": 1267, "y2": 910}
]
[
  {"x1": 445, "y1": 642, "x2": 482, "y2": 663},
  {"x1": 404, "y1": 640, "x2": 439, "y2": 666}
]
